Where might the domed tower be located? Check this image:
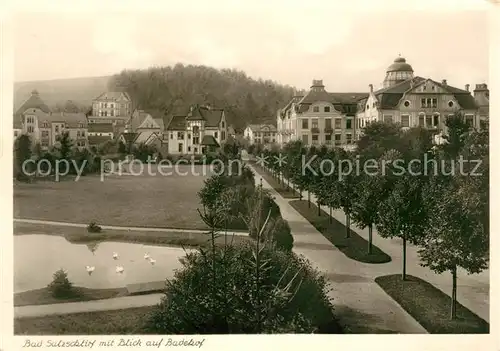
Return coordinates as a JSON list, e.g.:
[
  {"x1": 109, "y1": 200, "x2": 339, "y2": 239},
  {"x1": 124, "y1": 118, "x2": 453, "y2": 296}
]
[{"x1": 383, "y1": 56, "x2": 414, "y2": 88}]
